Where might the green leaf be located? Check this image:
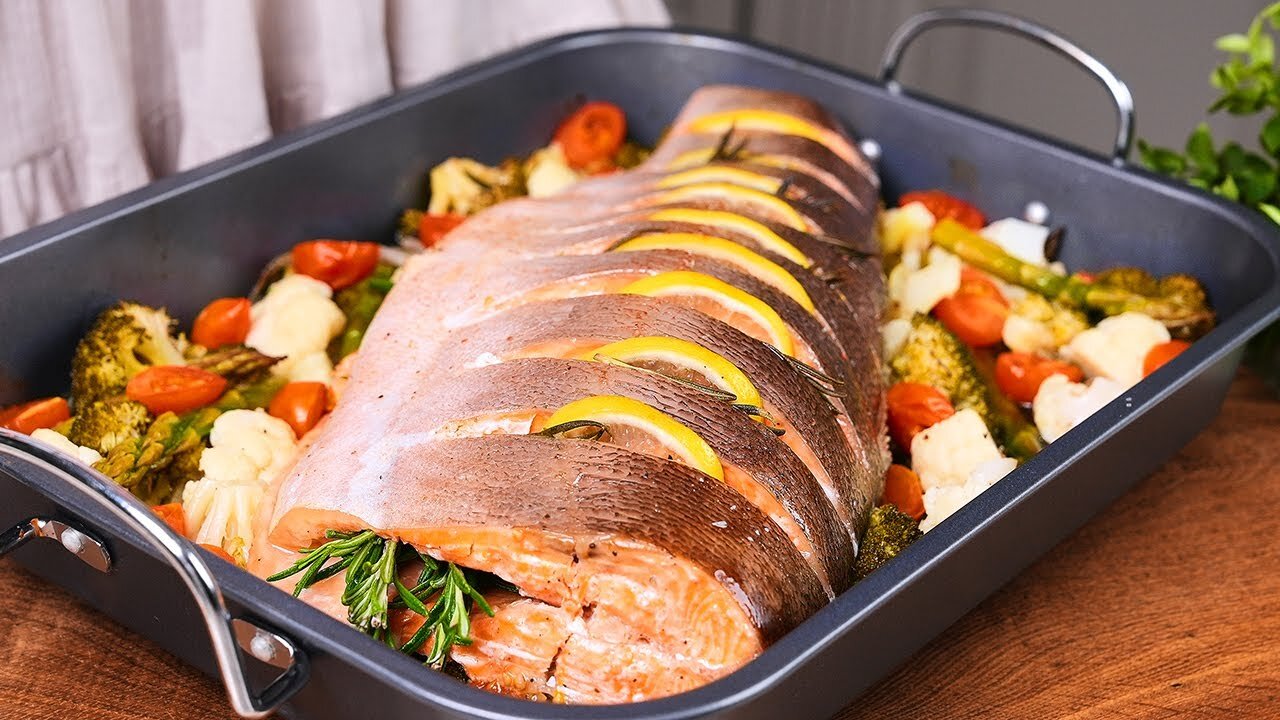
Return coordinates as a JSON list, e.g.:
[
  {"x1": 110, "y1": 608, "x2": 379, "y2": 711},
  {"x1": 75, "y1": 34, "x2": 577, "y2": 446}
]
[
  {"x1": 1137, "y1": 140, "x2": 1187, "y2": 176},
  {"x1": 1217, "y1": 174, "x2": 1241, "y2": 201},
  {"x1": 1258, "y1": 202, "x2": 1280, "y2": 224},
  {"x1": 1265, "y1": 115, "x2": 1280, "y2": 158},
  {"x1": 1255, "y1": 32, "x2": 1276, "y2": 67},
  {"x1": 1217, "y1": 33, "x2": 1252, "y2": 54},
  {"x1": 1185, "y1": 123, "x2": 1218, "y2": 174}
]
